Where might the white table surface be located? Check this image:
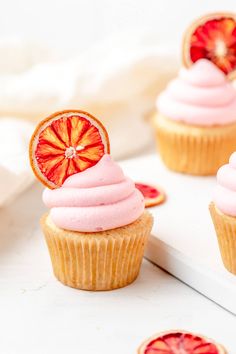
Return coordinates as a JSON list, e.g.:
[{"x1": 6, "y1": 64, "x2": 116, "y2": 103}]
[
  {"x1": 0, "y1": 183, "x2": 235, "y2": 354},
  {"x1": 121, "y1": 154, "x2": 236, "y2": 314}
]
